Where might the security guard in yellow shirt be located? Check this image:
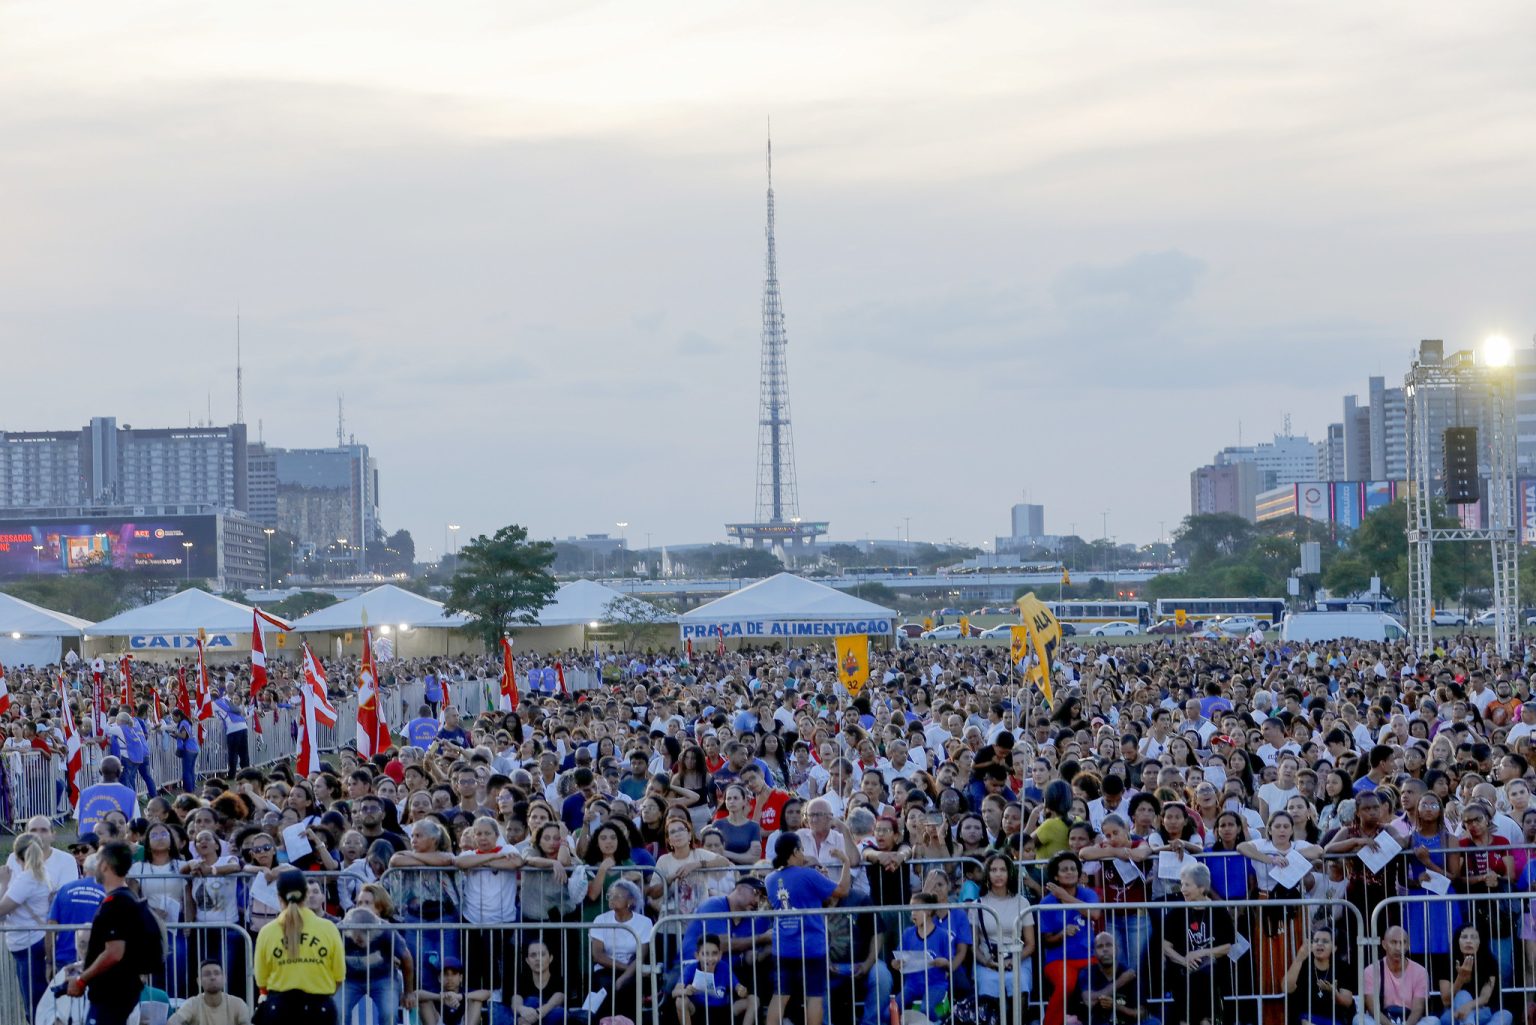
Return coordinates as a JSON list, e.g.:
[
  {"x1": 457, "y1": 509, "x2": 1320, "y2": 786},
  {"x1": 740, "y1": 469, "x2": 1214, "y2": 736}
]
[{"x1": 253, "y1": 868, "x2": 344, "y2": 1020}]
